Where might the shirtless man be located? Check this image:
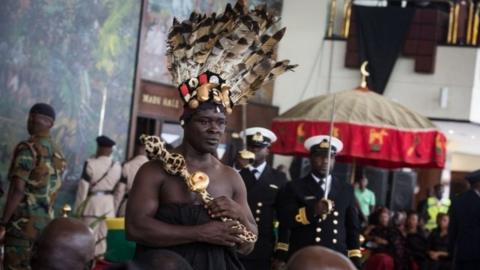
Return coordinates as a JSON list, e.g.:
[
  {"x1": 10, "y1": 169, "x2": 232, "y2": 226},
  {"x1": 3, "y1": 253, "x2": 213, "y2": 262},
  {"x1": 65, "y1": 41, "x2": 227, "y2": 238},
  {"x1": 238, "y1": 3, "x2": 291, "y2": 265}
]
[
  {"x1": 125, "y1": 2, "x2": 293, "y2": 269},
  {"x1": 126, "y1": 106, "x2": 257, "y2": 270}
]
